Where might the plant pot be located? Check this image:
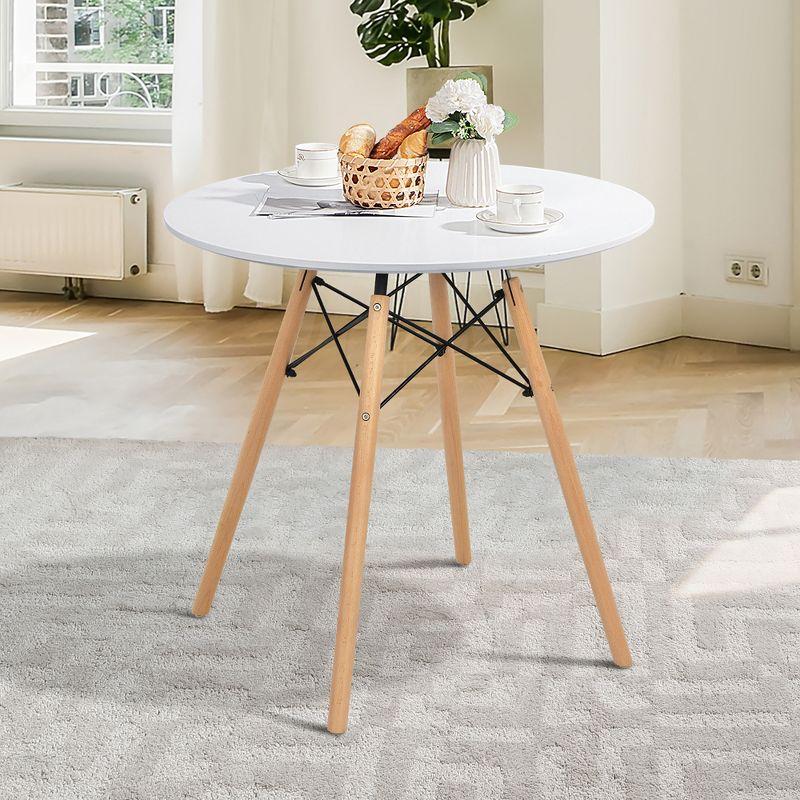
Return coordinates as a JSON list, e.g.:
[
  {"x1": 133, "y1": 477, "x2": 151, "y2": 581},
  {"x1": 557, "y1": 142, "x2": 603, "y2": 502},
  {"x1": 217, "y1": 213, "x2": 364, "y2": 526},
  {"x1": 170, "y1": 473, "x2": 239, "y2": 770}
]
[
  {"x1": 445, "y1": 138, "x2": 501, "y2": 208},
  {"x1": 407, "y1": 65, "x2": 493, "y2": 156}
]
